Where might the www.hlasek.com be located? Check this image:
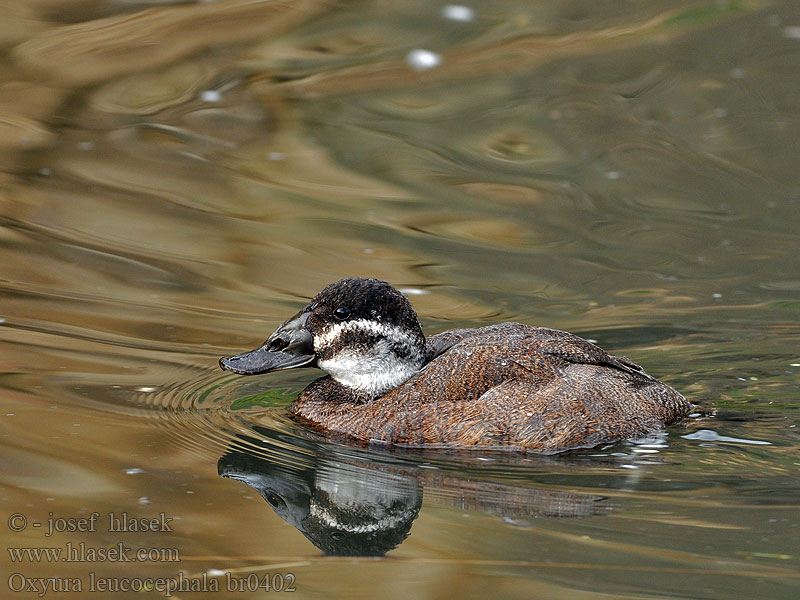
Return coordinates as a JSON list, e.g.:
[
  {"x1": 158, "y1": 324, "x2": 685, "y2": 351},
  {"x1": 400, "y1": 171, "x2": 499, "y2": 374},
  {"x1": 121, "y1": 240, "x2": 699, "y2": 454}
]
[{"x1": 8, "y1": 542, "x2": 179, "y2": 563}]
